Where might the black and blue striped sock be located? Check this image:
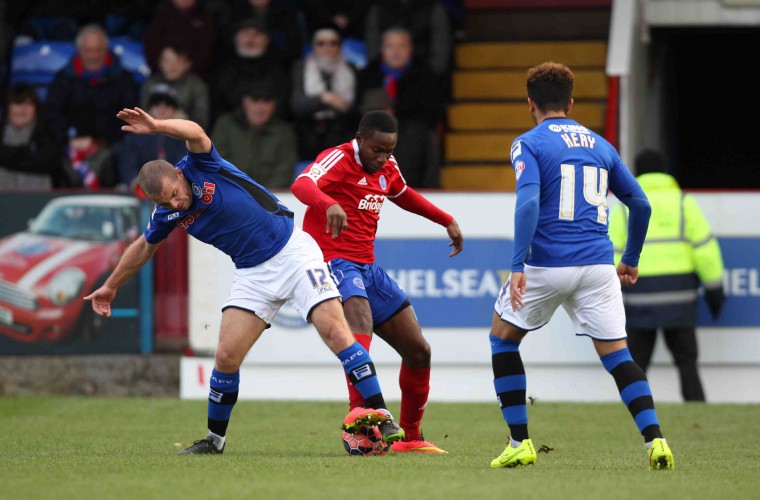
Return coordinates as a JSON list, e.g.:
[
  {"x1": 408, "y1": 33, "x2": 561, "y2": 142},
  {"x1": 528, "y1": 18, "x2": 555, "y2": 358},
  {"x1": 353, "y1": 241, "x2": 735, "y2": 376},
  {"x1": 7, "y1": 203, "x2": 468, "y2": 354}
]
[
  {"x1": 601, "y1": 347, "x2": 663, "y2": 442},
  {"x1": 490, "y1": 335, "x2": 528, "y2": 441},
  {"x1": 338, "y1": 342, "x2": 386, "y2": 410},
  {"x1": 207, "y1": 368, "x2": 240, "y2": 438}
]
